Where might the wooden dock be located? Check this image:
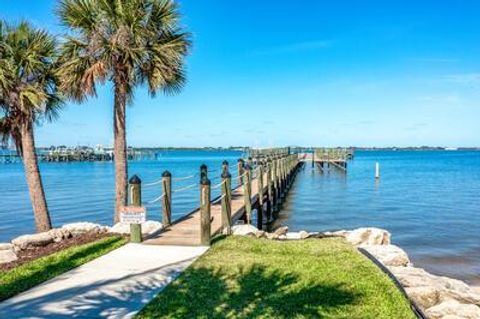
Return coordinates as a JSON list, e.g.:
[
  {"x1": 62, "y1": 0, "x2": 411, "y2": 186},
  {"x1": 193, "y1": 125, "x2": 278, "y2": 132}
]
[
  {"x1": 127, "y1": 151, "x2": 302, "y2": 246},
  {"x1": 144, "y1": 176, "x2": 262, "y2": 246},
  {"x1": 312, "y1": 148, "x2": 353, "y2": 172}
]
